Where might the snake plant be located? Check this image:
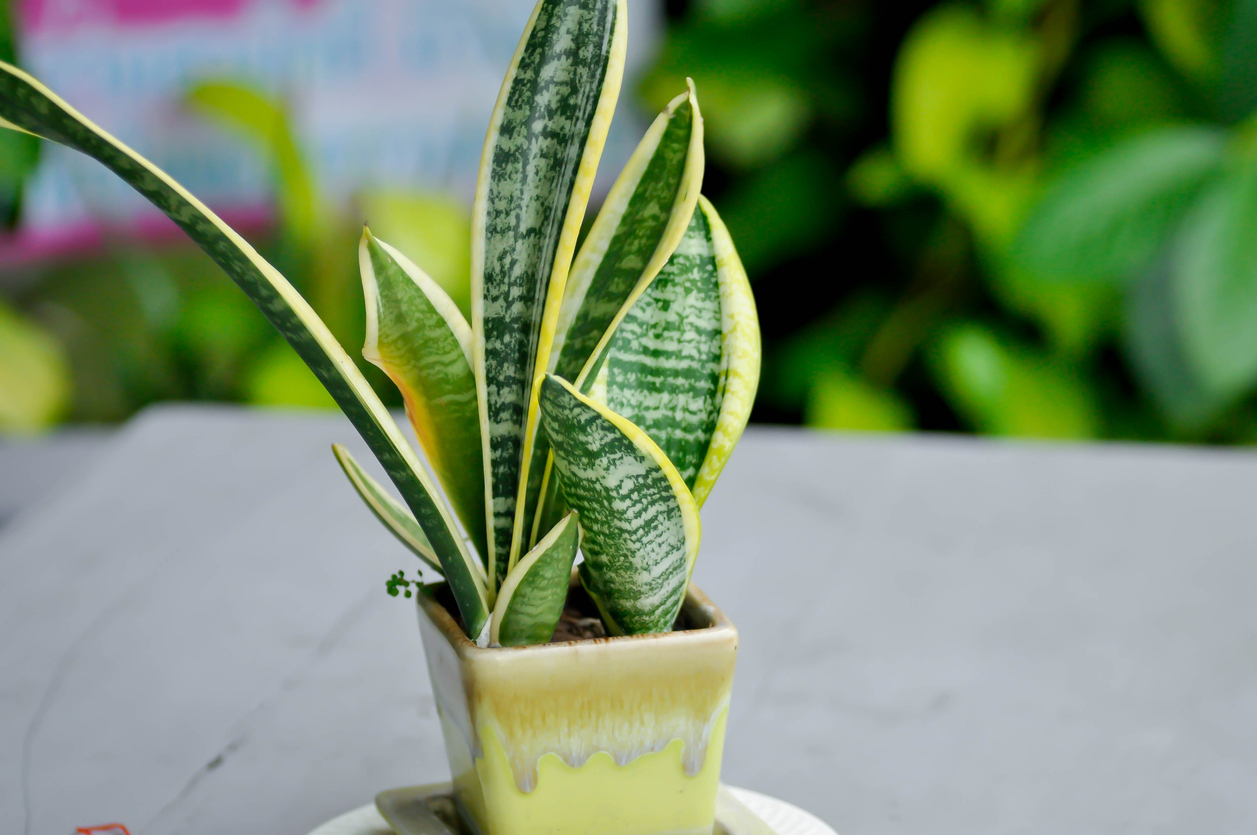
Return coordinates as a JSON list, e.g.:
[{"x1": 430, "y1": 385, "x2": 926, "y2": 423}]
[{"x1": 0, "y1": 0, "x2": 760, "y2": 646}]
